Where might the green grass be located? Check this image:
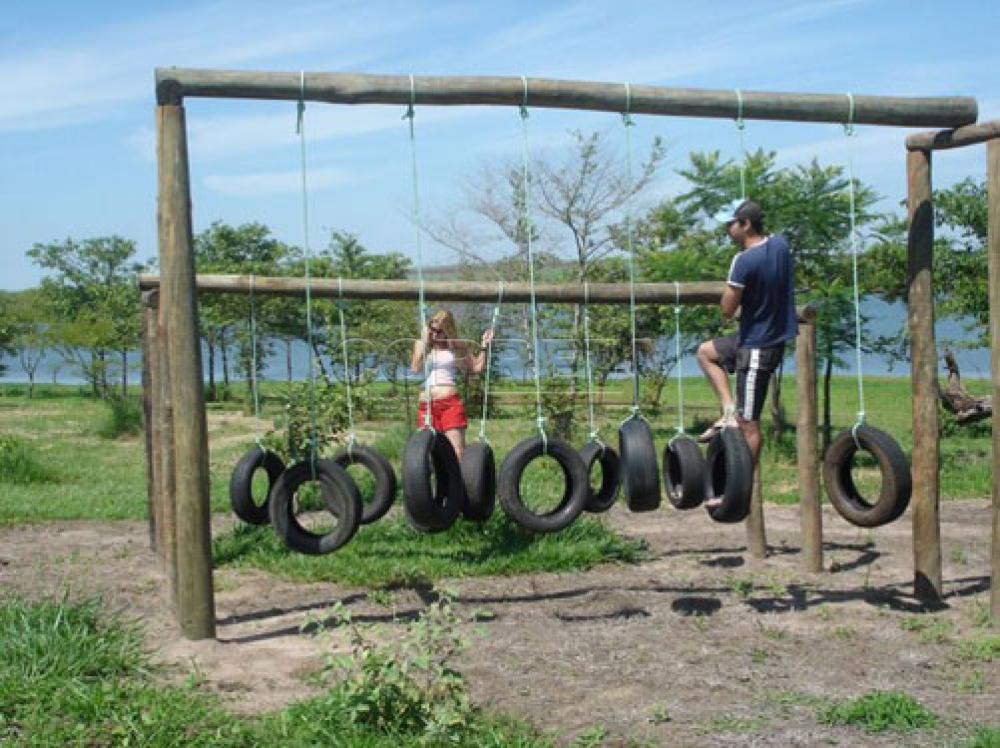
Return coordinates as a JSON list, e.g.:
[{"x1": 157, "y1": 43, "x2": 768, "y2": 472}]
[
  {"x1": 0, "y1": 596, "x2": 560, "y2": 747},
  {"x1": 967, "y1": 727, "x2": 1000, "y2": 748},
  {"x1": 818, "y1": 690, "x2": 938, "y2": 733},
  {"x1": 0, "y1": 434, "x2": 55, "y2": 485},
  {"x1": 214, "y1": 512, "x2": 645, "y2": 586}
]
